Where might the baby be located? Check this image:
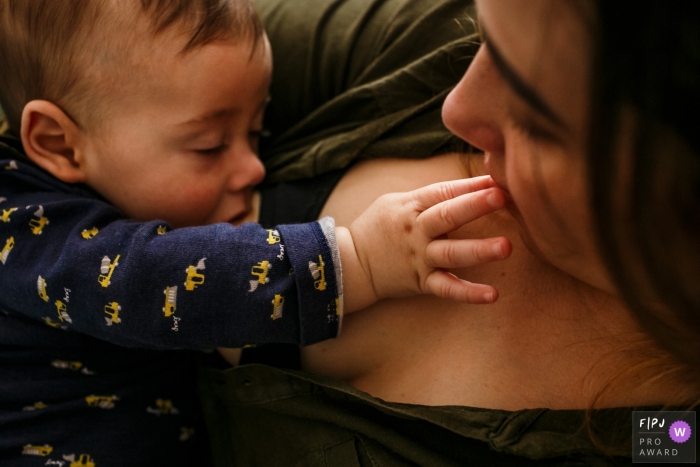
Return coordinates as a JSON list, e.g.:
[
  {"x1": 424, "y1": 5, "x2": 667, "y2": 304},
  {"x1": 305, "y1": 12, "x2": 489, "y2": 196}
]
[{"x1": 0, "y1": 0, "x2": 509, "y2": 465}]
